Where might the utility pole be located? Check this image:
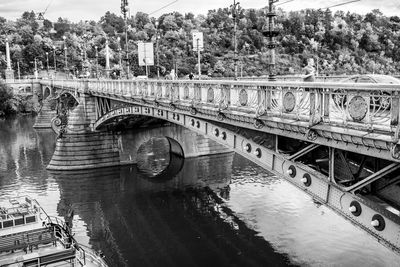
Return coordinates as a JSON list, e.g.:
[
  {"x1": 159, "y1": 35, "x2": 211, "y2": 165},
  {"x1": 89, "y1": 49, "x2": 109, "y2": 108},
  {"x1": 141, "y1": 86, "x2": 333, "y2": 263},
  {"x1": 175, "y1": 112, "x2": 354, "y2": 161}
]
[
  {"x1": 121, "y1": 0, "x2": 130, "y2": 78},
  {"x1": 155, "y1": 21, "x2": 160, "y2": 79},
  {"x1": 34, "y1": 58, "x2": 38, "y2": 79},
  {"x1": 52, "y1": 46, "x2": 57, "y2": 73},
  {"x1": 17, "y1": 61, "x2": 21, "y2": 80},
  {"x1": 46, "y1": 52, "x2": 49, "y2": 72},
  {"x1": 263, "y1": 0, "x2": 279, "y2": 81},
  {"x1": 231, "y1": 0, "x2": 240, "y2": 80},
  {"x1": 95, "y1": 45, "x2": 99, "y2": 78},
  {"x1": 197, "y1": 39, "x2": 201, "y2": 80},
  {"x1": 63, "y1": 35, "x2": 68, "y2": 73}
]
